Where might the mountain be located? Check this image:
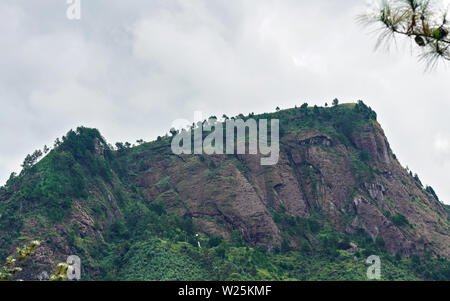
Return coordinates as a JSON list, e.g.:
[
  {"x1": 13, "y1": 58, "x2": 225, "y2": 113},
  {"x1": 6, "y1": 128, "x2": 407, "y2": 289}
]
[{"x1": 1, "y1": 102, "x2": 449, "y2": 281}]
